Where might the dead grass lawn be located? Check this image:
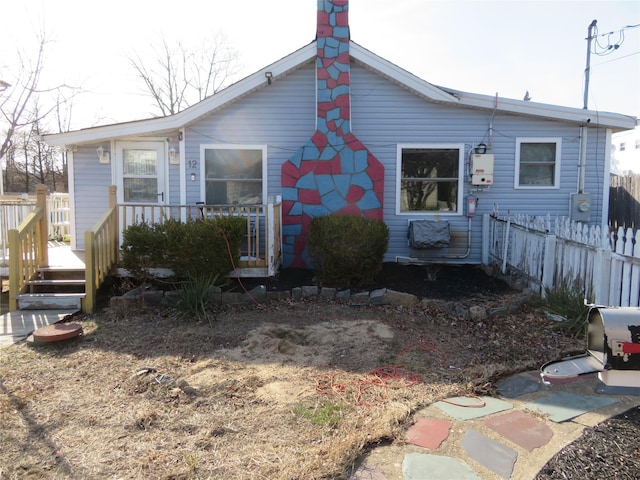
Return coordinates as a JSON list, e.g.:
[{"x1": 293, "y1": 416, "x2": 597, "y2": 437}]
[{"x1": 0, "y1": 294, "x2": 583, "y2": 479}]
